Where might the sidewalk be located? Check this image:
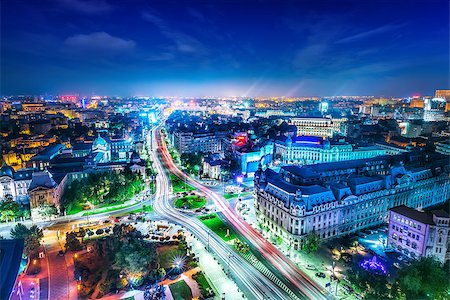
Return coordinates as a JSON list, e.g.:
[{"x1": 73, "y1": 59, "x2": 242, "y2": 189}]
[{"x1": 187, "y1": 233, "x2": 244, "y2": 300}]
